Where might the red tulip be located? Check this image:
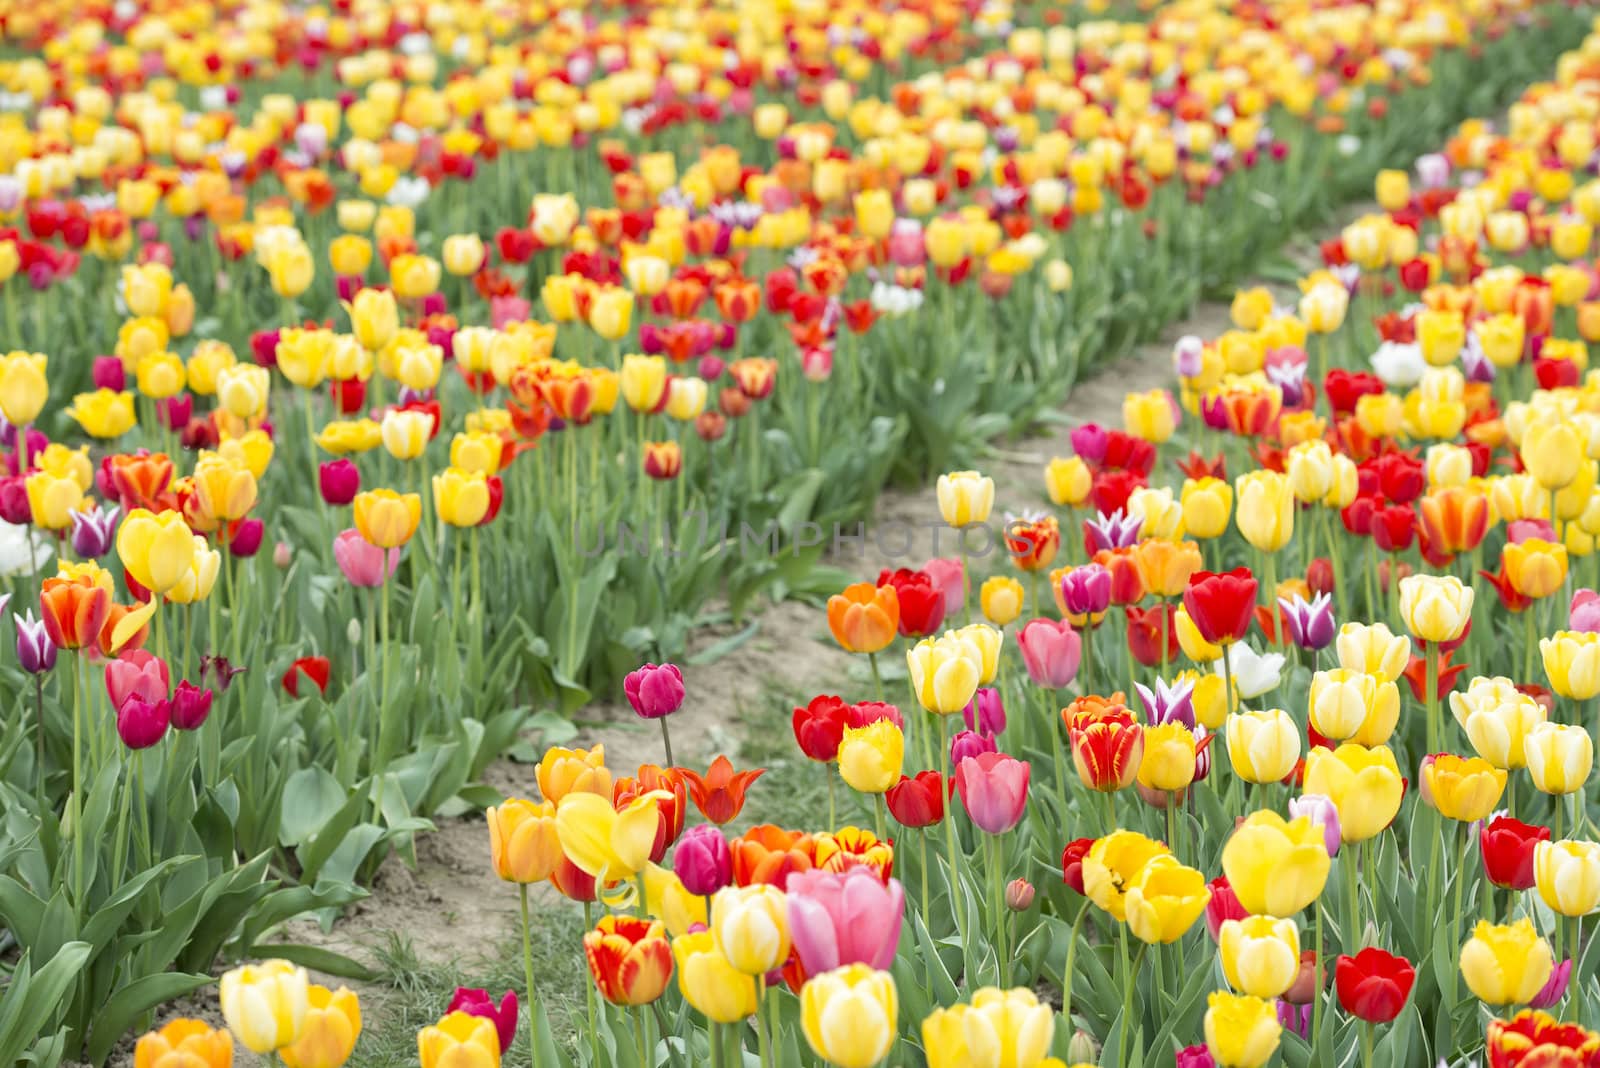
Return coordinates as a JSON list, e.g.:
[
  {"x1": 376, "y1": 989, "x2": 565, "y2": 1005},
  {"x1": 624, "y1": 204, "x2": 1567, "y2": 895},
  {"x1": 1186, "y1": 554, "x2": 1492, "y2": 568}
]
[
  {"x1": 1371, "y1": 504, "x2": 1416, "y2": 553},
  {"x1": 1335, "y1": 947, "x2": 1415, "y2": 1023},
  {"x1": 1070, "y1": 714, "x2": 1143, "y2": 792},
  {"x1": 282, "y1": 655, "x2": 331, "y2": 697},
  {"x1": 1092, "y1": 548, "x2": 1146, "y2": 606},
  {"x1": 886, "y1": 771, "x2": 945, "y2": 828},
  {"x1": 1061, "y1": 837, "x2": 1095, "y2": 895},
  {"x1": 1181, "y1": 568, "x2": 1258, "y2": 645},
  {"x1": 1205, "y1": 876, "x2": 1248, "y2": 943},
  {"x1": 876, "y1": 568, "x2": 945, "y2": 638},
  {"x1": 681, "y1": 755, "x2": 765, "y2": 825},
  {"x1": 793, "y1": 695, "x2": 851, "y2": 762},
  {"x1": 1480, "y1": 815, "x2": 1550, "y2": 891},
  {"x1": 1125, "y1": 603, "x2": 1180, "y2": 667}
]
